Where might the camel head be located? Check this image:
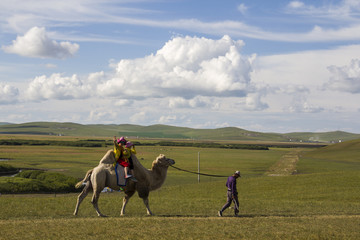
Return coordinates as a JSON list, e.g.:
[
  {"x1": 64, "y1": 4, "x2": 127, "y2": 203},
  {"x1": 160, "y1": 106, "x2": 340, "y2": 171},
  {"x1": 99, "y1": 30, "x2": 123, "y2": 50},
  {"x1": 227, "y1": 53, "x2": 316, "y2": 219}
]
[{"x1": 152, "y1": 154, "x2": 175, "y2": 168}]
